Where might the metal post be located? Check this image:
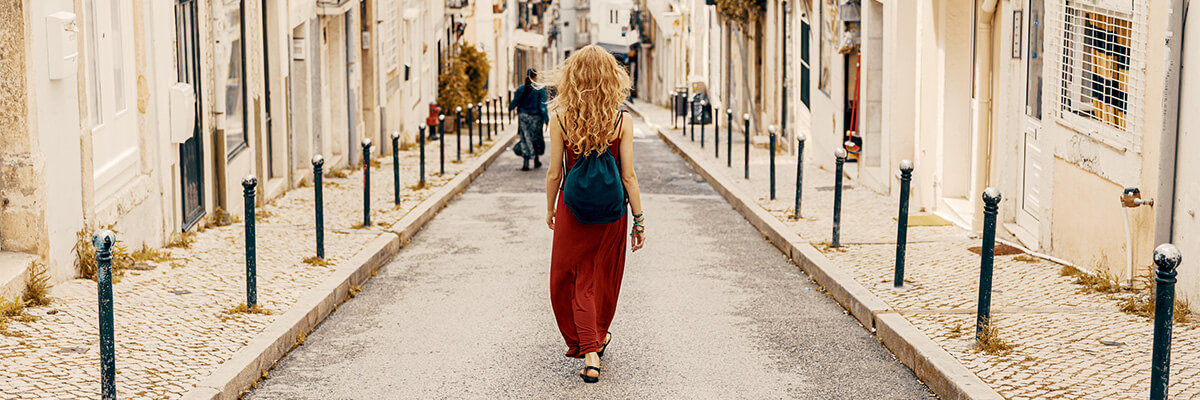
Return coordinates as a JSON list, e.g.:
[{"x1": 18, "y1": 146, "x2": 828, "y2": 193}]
[
  {"x1": 485, "y1": 100, "x2": 492, "y2": 140},
  {"x1": 690, "y1": 105, "x2": 696, "y2": 141},
  {"x1": 418, "y1": 126, "x2": 426, "y2": 187},
  {"x1": 391, "y1": 131, "x2": 402, "y2": 204},
  {"x1": 467, "y1": 105, "x2": 474, "y2": 154},
  {"x1": 894, "y1": 160, "x2": 914, "y2": 287},
  {"x1": 832, "y1": 149, "x2": 846, "y2": 247},
  {"x1": 727, "y1": 109, "x2": 733, "y2": 167},
  {"x1": 714, "y1": 110, "x2": 720, "y2": 158},
  {"x1": 312, "y1": 155, "x2": 325, "y2": 259},
  {"x1": 700, "y1": 101, "x2": 707, "y2": 148},
  {"x1": 499, "y1": 97, "x2": 505, "y2": 130},
  {"x1": 93, "y1": 230, "x2": 116, "y2": 400},
  {"x1": 477, "y1": 102, "x2": 484, "y2": 148},
  {"x1": 455, "y1": 107, "x2": 462, "y2": 162},
  {"x1": 1151, "y1": 244, "x2": 1182, "y2": 400},
  {"x1": 438, "y1": 114, "x2": 446, "y2": 175},
  {"x1": 490, "y1": 98, "x2": 496, "y2": 139},
  {"x1": 976, "y1": 188, "x2": 1002, "y2": 340},
  {"x1": 794, "y1": 133, "x2": 806, "y2": 219},
  {"x1": 743, "y1": 113, "x2": 751, "y2": 179},
  {"x1": 769, "y1": 125, "x2": 778, "y2": 200},
  {"x1": 242, "y1": 175, "x2": 258, "y2": 307},
  {"x1": 362, "y1": 139, "x2": 372, "y2": 227}
]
